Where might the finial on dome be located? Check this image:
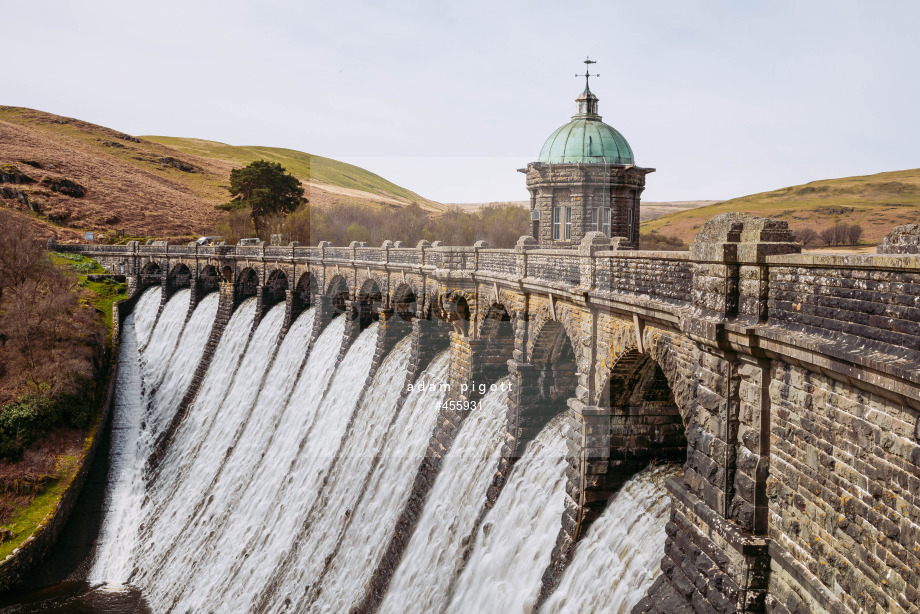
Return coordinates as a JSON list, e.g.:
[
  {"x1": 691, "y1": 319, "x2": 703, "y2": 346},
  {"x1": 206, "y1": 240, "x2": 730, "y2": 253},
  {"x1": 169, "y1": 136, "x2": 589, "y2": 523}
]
[{"x1": 574, "y1": 57, "x2": 600, "y2": 118}]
